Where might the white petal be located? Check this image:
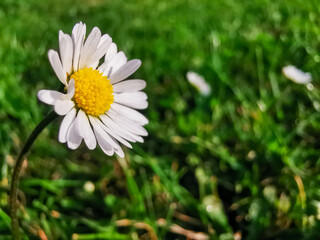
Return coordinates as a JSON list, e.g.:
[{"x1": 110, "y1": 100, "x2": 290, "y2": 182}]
[
  {"x1": 97, "y1": 62, "x2": 108, "y2": 74},
  {"x1": 117, "y1": 91, "x2": 147, "y2": 100},
  {"x1": 89, "y1": 116, "x2": 120, "y2": 149},
  {"x1": 114, "y1": 92, "x2": 148, "y2": 109},
  {"x1": 109, "y1": 59, "x2": 141, "y2": 84},
  {"x1": 59, "y1": 108, "x2": 76, "y2": 143},
  {"x1": 79, "y1": 27, "x2": 101, "y2": 69},
  {"x1": 59, "y1": 30, "x2": 64, "y2": 42},
  {"x1": 91, "y1": 61, "x2": 100, "y2": 70},
  {"x1": 98, "y1": 34, "x2": 112, "y2": 48},
  {"x1": 93, "y1": 127, "x2": 114, "y2": 156},
  {"x1": 90, "y1": 116, "x2": 125, "y2": 156},
  {"x1": 98, "y1": 43, "x2": 118, "y2": 73},
  {"x1": 104, "y1": 43, "x2": 117, "y2": 62},
  {"x1": 54, "y1": 100, "x2": 75, "y2": 116},
  {"x1": 87, "y1": 35, "x2": 112, "y2": 69},
  {"x1": 100, "y1": 114, "x2": 144, "y2": 143},
  {"x1": 75, "y1": 110, "x2": 96, "y2": 150},
  {"x1": 113, "y1": 80, "x2": 146, "y2": 92},
  {"x1": 67, "y1": 118, "x2": 82, "y2": 149},
  {"x1": 111, "y1": 103, "x2": 148, "y2": 125},
  {"x1": 72, "y1": 22, "x2": 86, "y2": 72},
  {"x1": 92, "y1": 117, "x2": 132, "y2": 148},
  {"x1": 107, "y1": 109, "x2": 148, "y2": 136},
  {"x1": 108, "y1": 52, "x2": 127, "y2": 76},
  {"x1": 59, "y1": 31, "x2": 73, "y2": 75},
  {"x1": 37, "y1": 90, "x2": 64, "y2": 105},
  {"x1": 114, "y1": 145, "x2": 124, "y2": 158},
  {"x1": 100, "y1": 52, "x2": 127, "y2": 77},
  {"x1": 48, "y1": 50, "x2": 67, "y2": 85},
  {"x1": 66, "y1": 79, "x2": 75, "y2": 99},
  {"x1": 106, "y1": 133, "x2": 124, "y2": 158}
]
